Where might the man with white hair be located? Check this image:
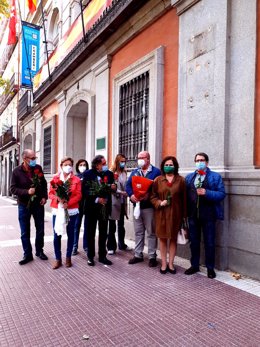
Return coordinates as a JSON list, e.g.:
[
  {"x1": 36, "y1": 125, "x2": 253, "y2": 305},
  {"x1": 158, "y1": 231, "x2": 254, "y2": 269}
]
[{"x1": 126, "y1": 151, "x2": 161, "y2": 267}]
